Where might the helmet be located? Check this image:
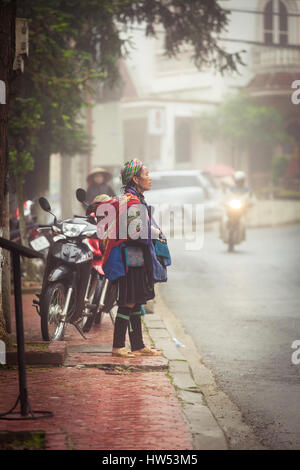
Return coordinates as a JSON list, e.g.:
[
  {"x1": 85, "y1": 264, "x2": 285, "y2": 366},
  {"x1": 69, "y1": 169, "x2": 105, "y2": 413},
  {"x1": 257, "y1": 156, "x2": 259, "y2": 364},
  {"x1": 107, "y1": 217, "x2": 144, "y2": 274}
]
[{"x1": 234, "y1": 171, "x2": 246, "y2": 183}]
